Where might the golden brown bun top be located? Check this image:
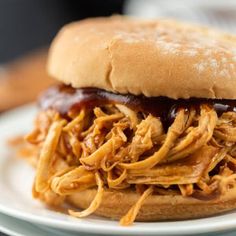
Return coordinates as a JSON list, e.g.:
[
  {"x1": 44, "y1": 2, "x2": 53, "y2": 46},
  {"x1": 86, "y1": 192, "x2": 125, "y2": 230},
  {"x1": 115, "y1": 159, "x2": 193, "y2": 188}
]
[{"x1": 48, "y1": 16, "x2": 236, "y2": 99}]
